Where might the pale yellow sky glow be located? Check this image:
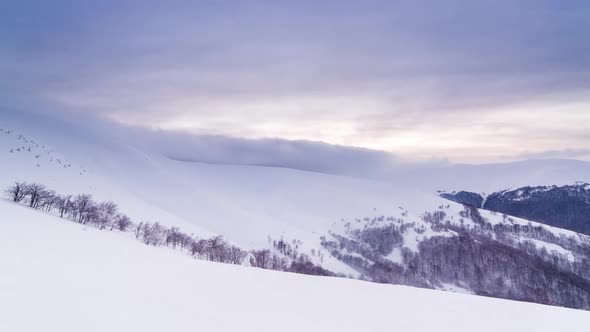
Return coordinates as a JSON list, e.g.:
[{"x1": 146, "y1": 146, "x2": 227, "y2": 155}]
[{"x1": 71, "y1": 92, "x2": 589, "y2": 164}]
